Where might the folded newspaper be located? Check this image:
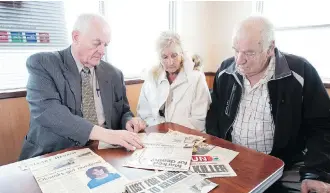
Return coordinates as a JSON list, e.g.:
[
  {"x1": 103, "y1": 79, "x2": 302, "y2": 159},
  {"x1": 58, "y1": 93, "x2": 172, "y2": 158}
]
[
  {"x1": 125, "y1": 171, "x2": 218, "y2": 193},
  {"x1": 122, "y1": 131, "x2": 208, "y2": 171},
  {"x1": 24, "y1": 148, "x2": 128, "y2": 193},
  {"x1": 123, "y1": 141, "x2": 193, "y2": 171},
  {"x1": 98, "y1": 131, "x2": 205, "y2": 150}
]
